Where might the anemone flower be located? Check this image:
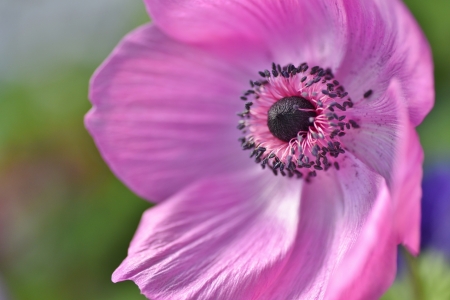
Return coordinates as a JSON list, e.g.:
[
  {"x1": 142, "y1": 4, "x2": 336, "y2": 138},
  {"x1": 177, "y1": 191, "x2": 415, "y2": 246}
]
[
  {"x1": 421, "y1": 165, "x2": 450, "y2": 258},
  {"x1": 85, "y1": 0, "x2": 433, "y2": 299}
]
